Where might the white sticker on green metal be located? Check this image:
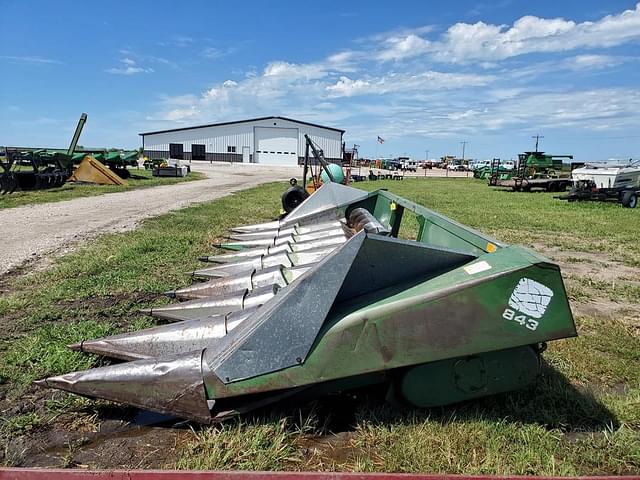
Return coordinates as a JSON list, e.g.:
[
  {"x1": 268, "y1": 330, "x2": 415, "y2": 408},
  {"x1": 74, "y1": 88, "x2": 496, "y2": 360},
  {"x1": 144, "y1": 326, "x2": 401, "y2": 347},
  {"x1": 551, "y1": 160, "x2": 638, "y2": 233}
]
[
  {"x1": 508, "y1": 278, "x2": 554, "y2": 319},
  {"x1": 463, "y1": 261, "x2": 491, "y2": 275}
]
